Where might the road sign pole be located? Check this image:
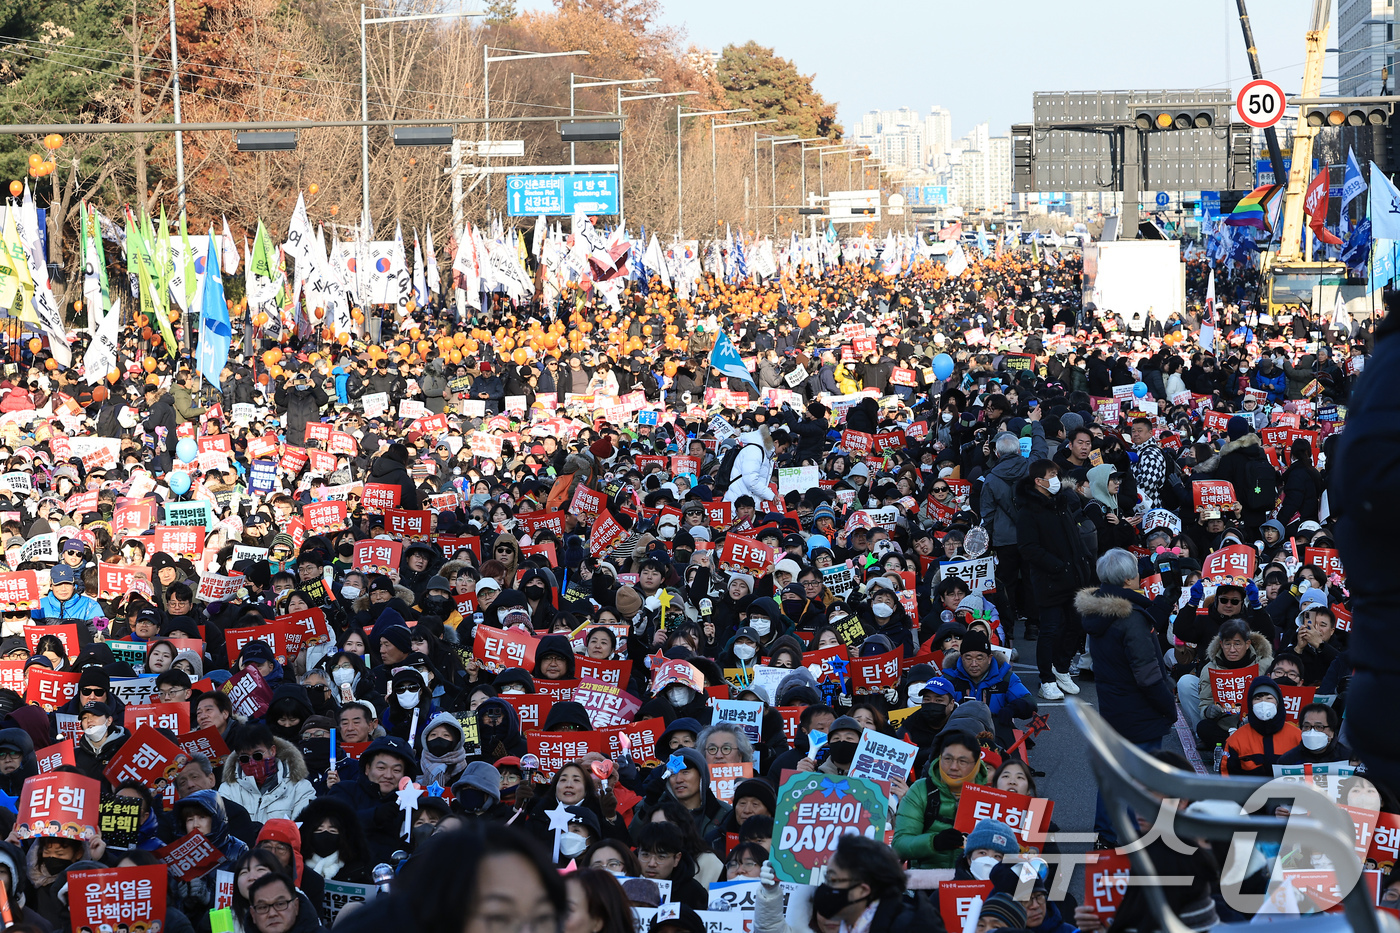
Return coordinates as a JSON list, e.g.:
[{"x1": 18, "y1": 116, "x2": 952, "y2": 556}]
[{"x1": 1234, "y1": 0, "x2": 1288, "y2": 186}]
